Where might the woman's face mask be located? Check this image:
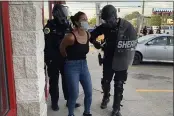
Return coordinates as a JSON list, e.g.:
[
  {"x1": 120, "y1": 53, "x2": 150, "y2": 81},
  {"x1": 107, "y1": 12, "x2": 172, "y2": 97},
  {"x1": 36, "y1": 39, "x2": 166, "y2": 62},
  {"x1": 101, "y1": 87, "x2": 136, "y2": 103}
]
[{"x1": 80, "y1": 21, "x2": 89, "y2": 30}]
